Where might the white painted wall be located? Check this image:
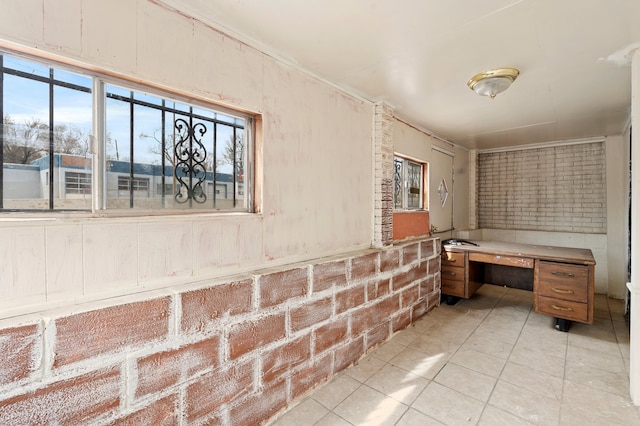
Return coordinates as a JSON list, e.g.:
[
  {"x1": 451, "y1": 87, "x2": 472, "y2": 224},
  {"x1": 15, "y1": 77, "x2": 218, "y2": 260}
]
[
  {"x1": 606, "y1": 134, "x2": 630, "y2": 299},
  {"x1": 0, "y1": 1, "x2": 374, "y2": 317}
]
